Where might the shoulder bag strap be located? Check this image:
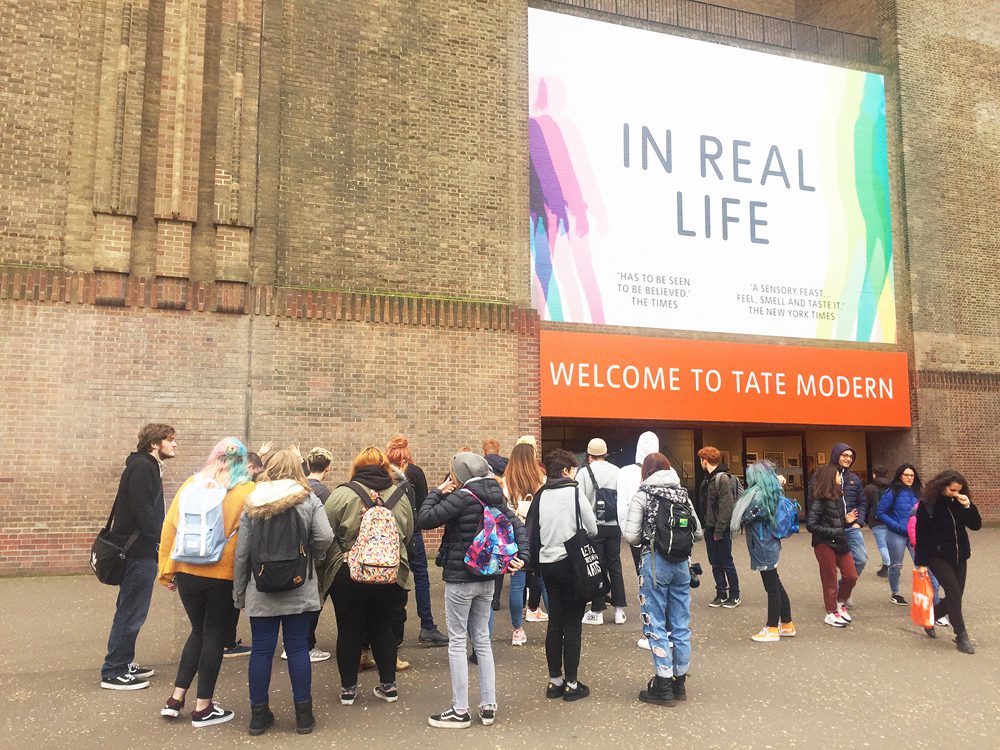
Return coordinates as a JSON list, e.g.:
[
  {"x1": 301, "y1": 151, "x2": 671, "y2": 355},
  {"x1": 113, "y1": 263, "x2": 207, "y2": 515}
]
[
  {"x1": 573, "y1": 485, "x2": 583, "y2": 533},
  {"x1": 584, "y1": 464, "x2": 599, "y2": 498}
]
